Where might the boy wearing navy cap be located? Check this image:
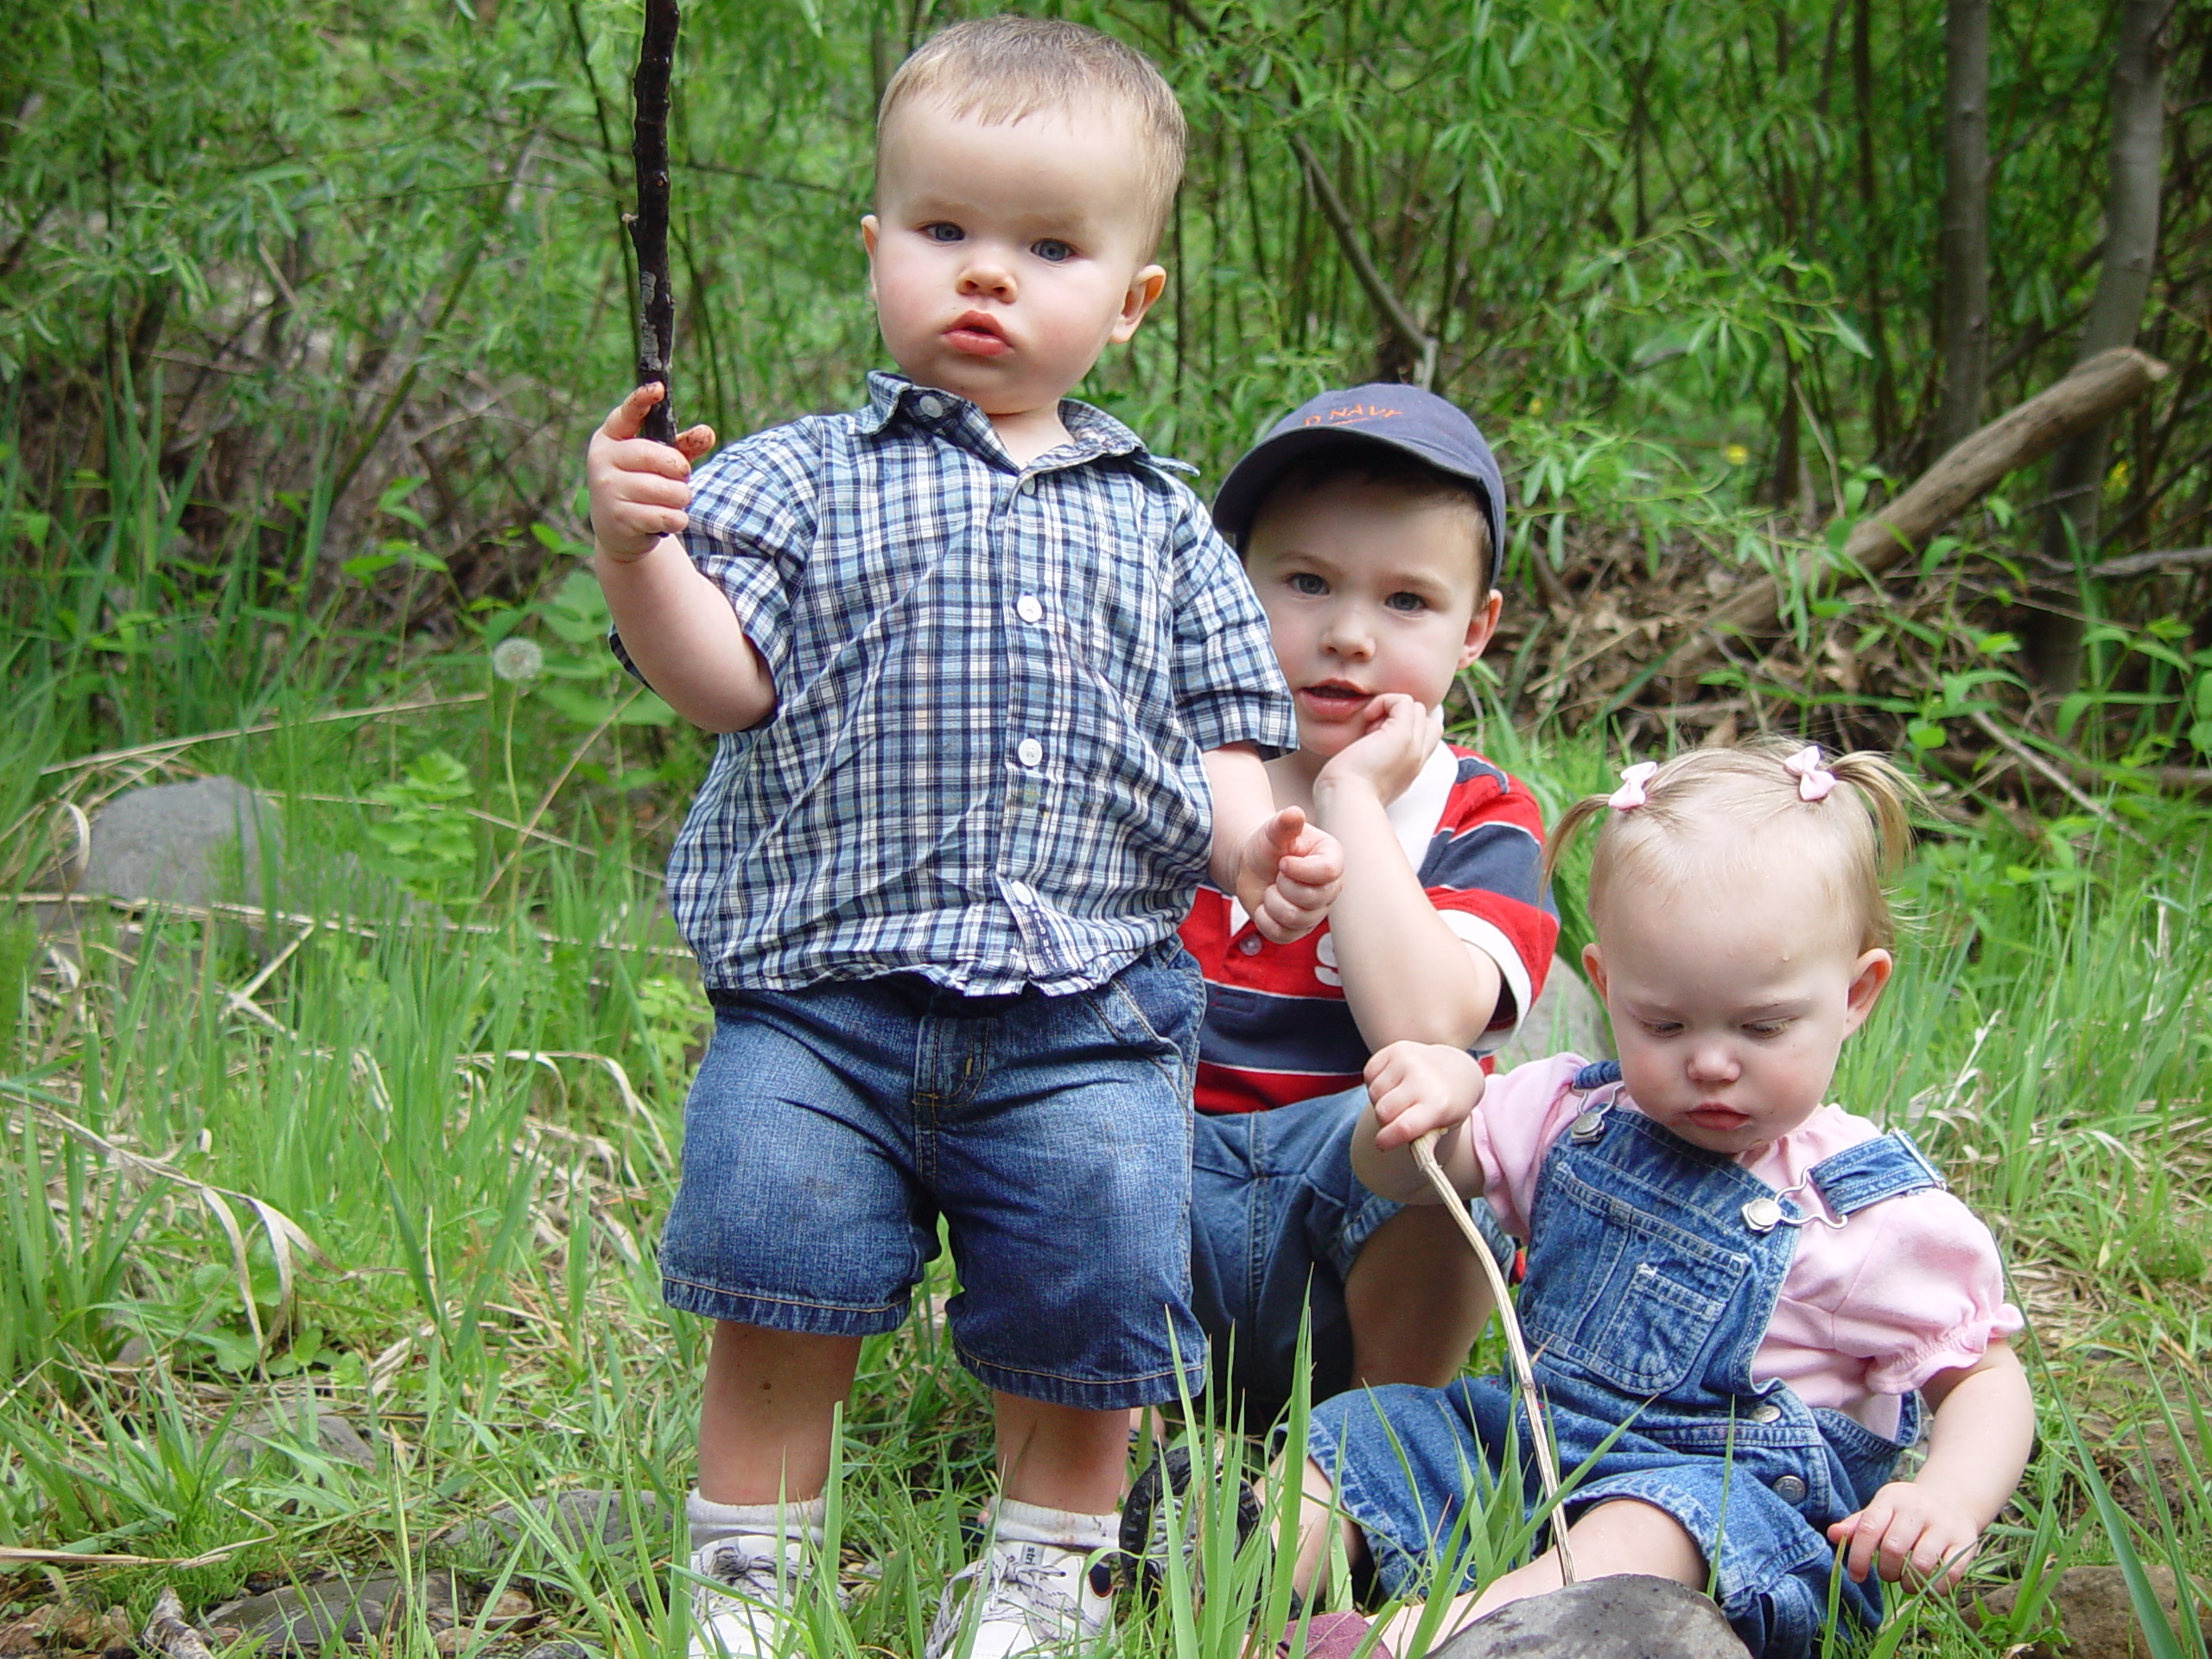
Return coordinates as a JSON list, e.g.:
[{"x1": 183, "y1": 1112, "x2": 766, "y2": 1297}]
[{"x1": 1181, "y1": 385, "x2": 1559, "y2": 1420}]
